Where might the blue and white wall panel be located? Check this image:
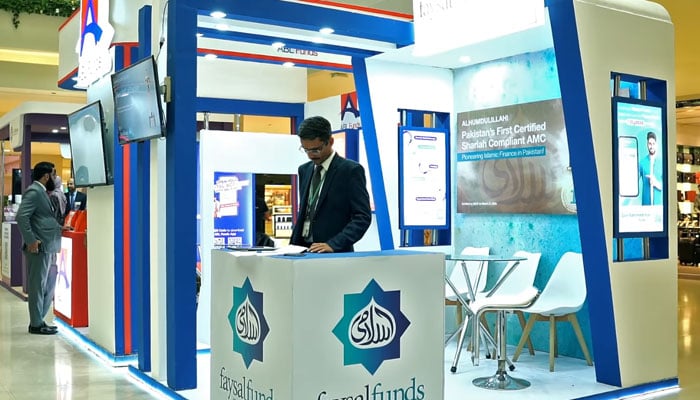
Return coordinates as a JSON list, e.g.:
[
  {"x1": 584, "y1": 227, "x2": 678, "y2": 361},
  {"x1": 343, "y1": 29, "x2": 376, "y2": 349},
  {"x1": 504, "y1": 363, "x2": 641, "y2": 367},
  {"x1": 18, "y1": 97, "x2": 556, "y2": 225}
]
[
  {"x1": 359, "y1": 60, "x2": 454, "y2": 250},
  {"x1": 574, "y1": 0, "x2": 676, "y2": 386}
]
